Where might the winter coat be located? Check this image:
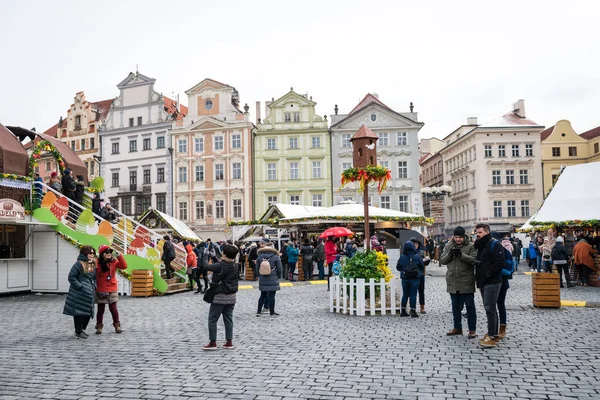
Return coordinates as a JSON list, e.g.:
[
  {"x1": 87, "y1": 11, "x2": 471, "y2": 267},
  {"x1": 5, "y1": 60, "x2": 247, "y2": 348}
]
[
  {"x1": 474, "y1": 234, "x2": 505, "y2": 288},
  {"x1": 396, "y1": 241, "x2": 425, "y2": 280},
  {"x1": 280, "y1": 244, "x2": 289, "y2": 264},
  {"x1": 313, "y1": 242, "x2": 325, "y2": 261},
  {"x1": 528, "y1": 242, "x2": 538, "y2": 259},
  {"x1": 300, "y1": 245, "x2": 314, "y2": 261},
  {"x1": 286, "y1": 245, "x2": 299, "y2": 263},
  {"x1": 194, "y1": 245, "x2": 209, "y2": 271},
  {"x1": 501, "y1": 239, "x2": 514, "y2": 255},
  {"x1": 541, "y1": 242, "x2": 552, "y2": 259},
  {"x1": 95, "y1": 254, "x2": 127, "y2": 293},
  {"x1": 256, "y1": 247, "x2": 282, "y2": 292},
  {"x1": 161, "y1": 240, "x2": 176, "y2": 261},
  {"x1": 324, "y1": 240, "x2": 338, "y2": 264},
  {"x1": 63, "y1": 255, "x2": 96, "y2": 317},
  {"x1": 440, "y1": 237, "x2": 478, "y2": 294},
  {"x1": 185, "y1": 244, "x2": 197, "y2": 270},
  {"x1": 92, "y1": 197, "x2": 102, "y2": 216},
  {"x1": 61, "y1": 175, "x2": 76, "y2": 200},
  {"x1": 74, "y1": 179, "x2": 85, "y2": 204},
  {"x1": 206, "y1": 260, "x2": 239, "y2": 304},
  {"x1": 345, "y1": 242, "x2": 356, "y2": 258},
  {"x1": 551, "y1": 243, "x2": 569, "y2": 263},
  {"x1": 100, "y1": 207, "x2": 118, "y2": 223},
  {"x1": 573, "y1": 240, "x2": 597, "y2": 269}
]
